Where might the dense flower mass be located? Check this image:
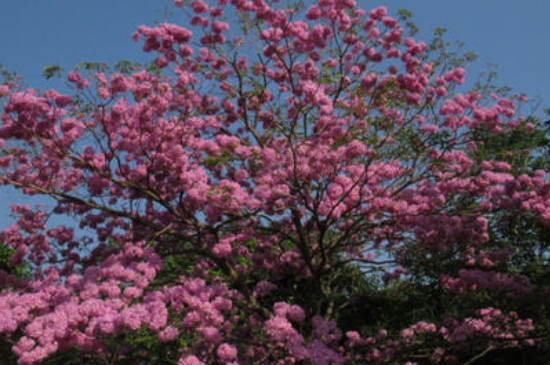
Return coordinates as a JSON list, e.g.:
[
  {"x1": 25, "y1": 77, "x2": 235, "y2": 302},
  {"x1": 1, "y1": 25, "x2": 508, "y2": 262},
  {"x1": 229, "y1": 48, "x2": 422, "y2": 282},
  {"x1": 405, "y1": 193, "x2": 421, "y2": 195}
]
[{"x1": 0, "y1": 0, "x2": 548, "y2": 364}]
